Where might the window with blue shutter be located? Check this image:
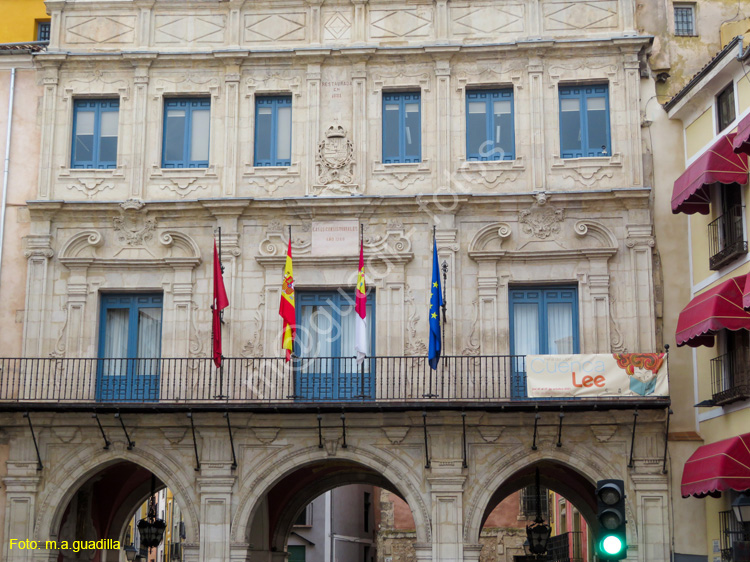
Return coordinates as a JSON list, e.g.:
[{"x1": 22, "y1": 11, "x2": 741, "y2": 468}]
[
  {"x1": 559, "y1": 84, "x2": 610, "y2": 158},
  {"x1": 71, "y1": 99, "x2": 119, "y2": 169},
  {"x1": 295, "y1": 290, "x2": 376, "y2": 401},
  {"x1": 509, "y1": 286, "x2": 579, "y2": 398},
  {"x1": 162, "y1": 98, "x2": 210, "y2": 168},
  {"x1": 97, "y1": 294, "x2": 163, "y2": 402},
  {"x1": 466, "y1": 89, "x2": 514, "y2": 161},
  {"x1": 254, "y1": 96, "x2": 292, "y2": 166},
  {"x1": 382, "y1": 92, "x2": 421, "y2": 163}
]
